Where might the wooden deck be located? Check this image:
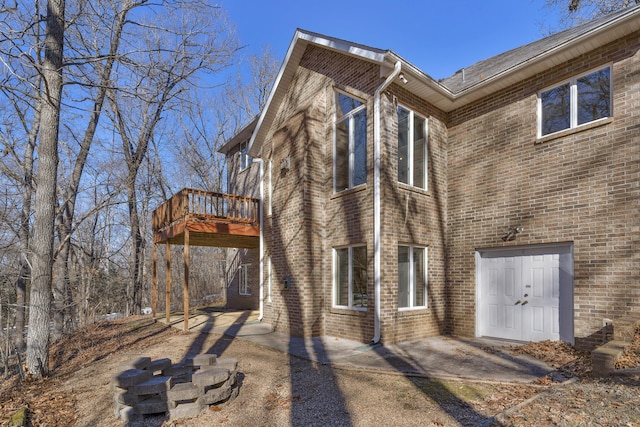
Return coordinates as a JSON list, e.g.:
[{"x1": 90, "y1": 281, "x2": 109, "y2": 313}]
[
  {"x1": 150, "y1": 188, "x2": 260, "y2": 329},
  {"x1": 151, "y1": 188, "x2": 260, "y2": 248}
]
